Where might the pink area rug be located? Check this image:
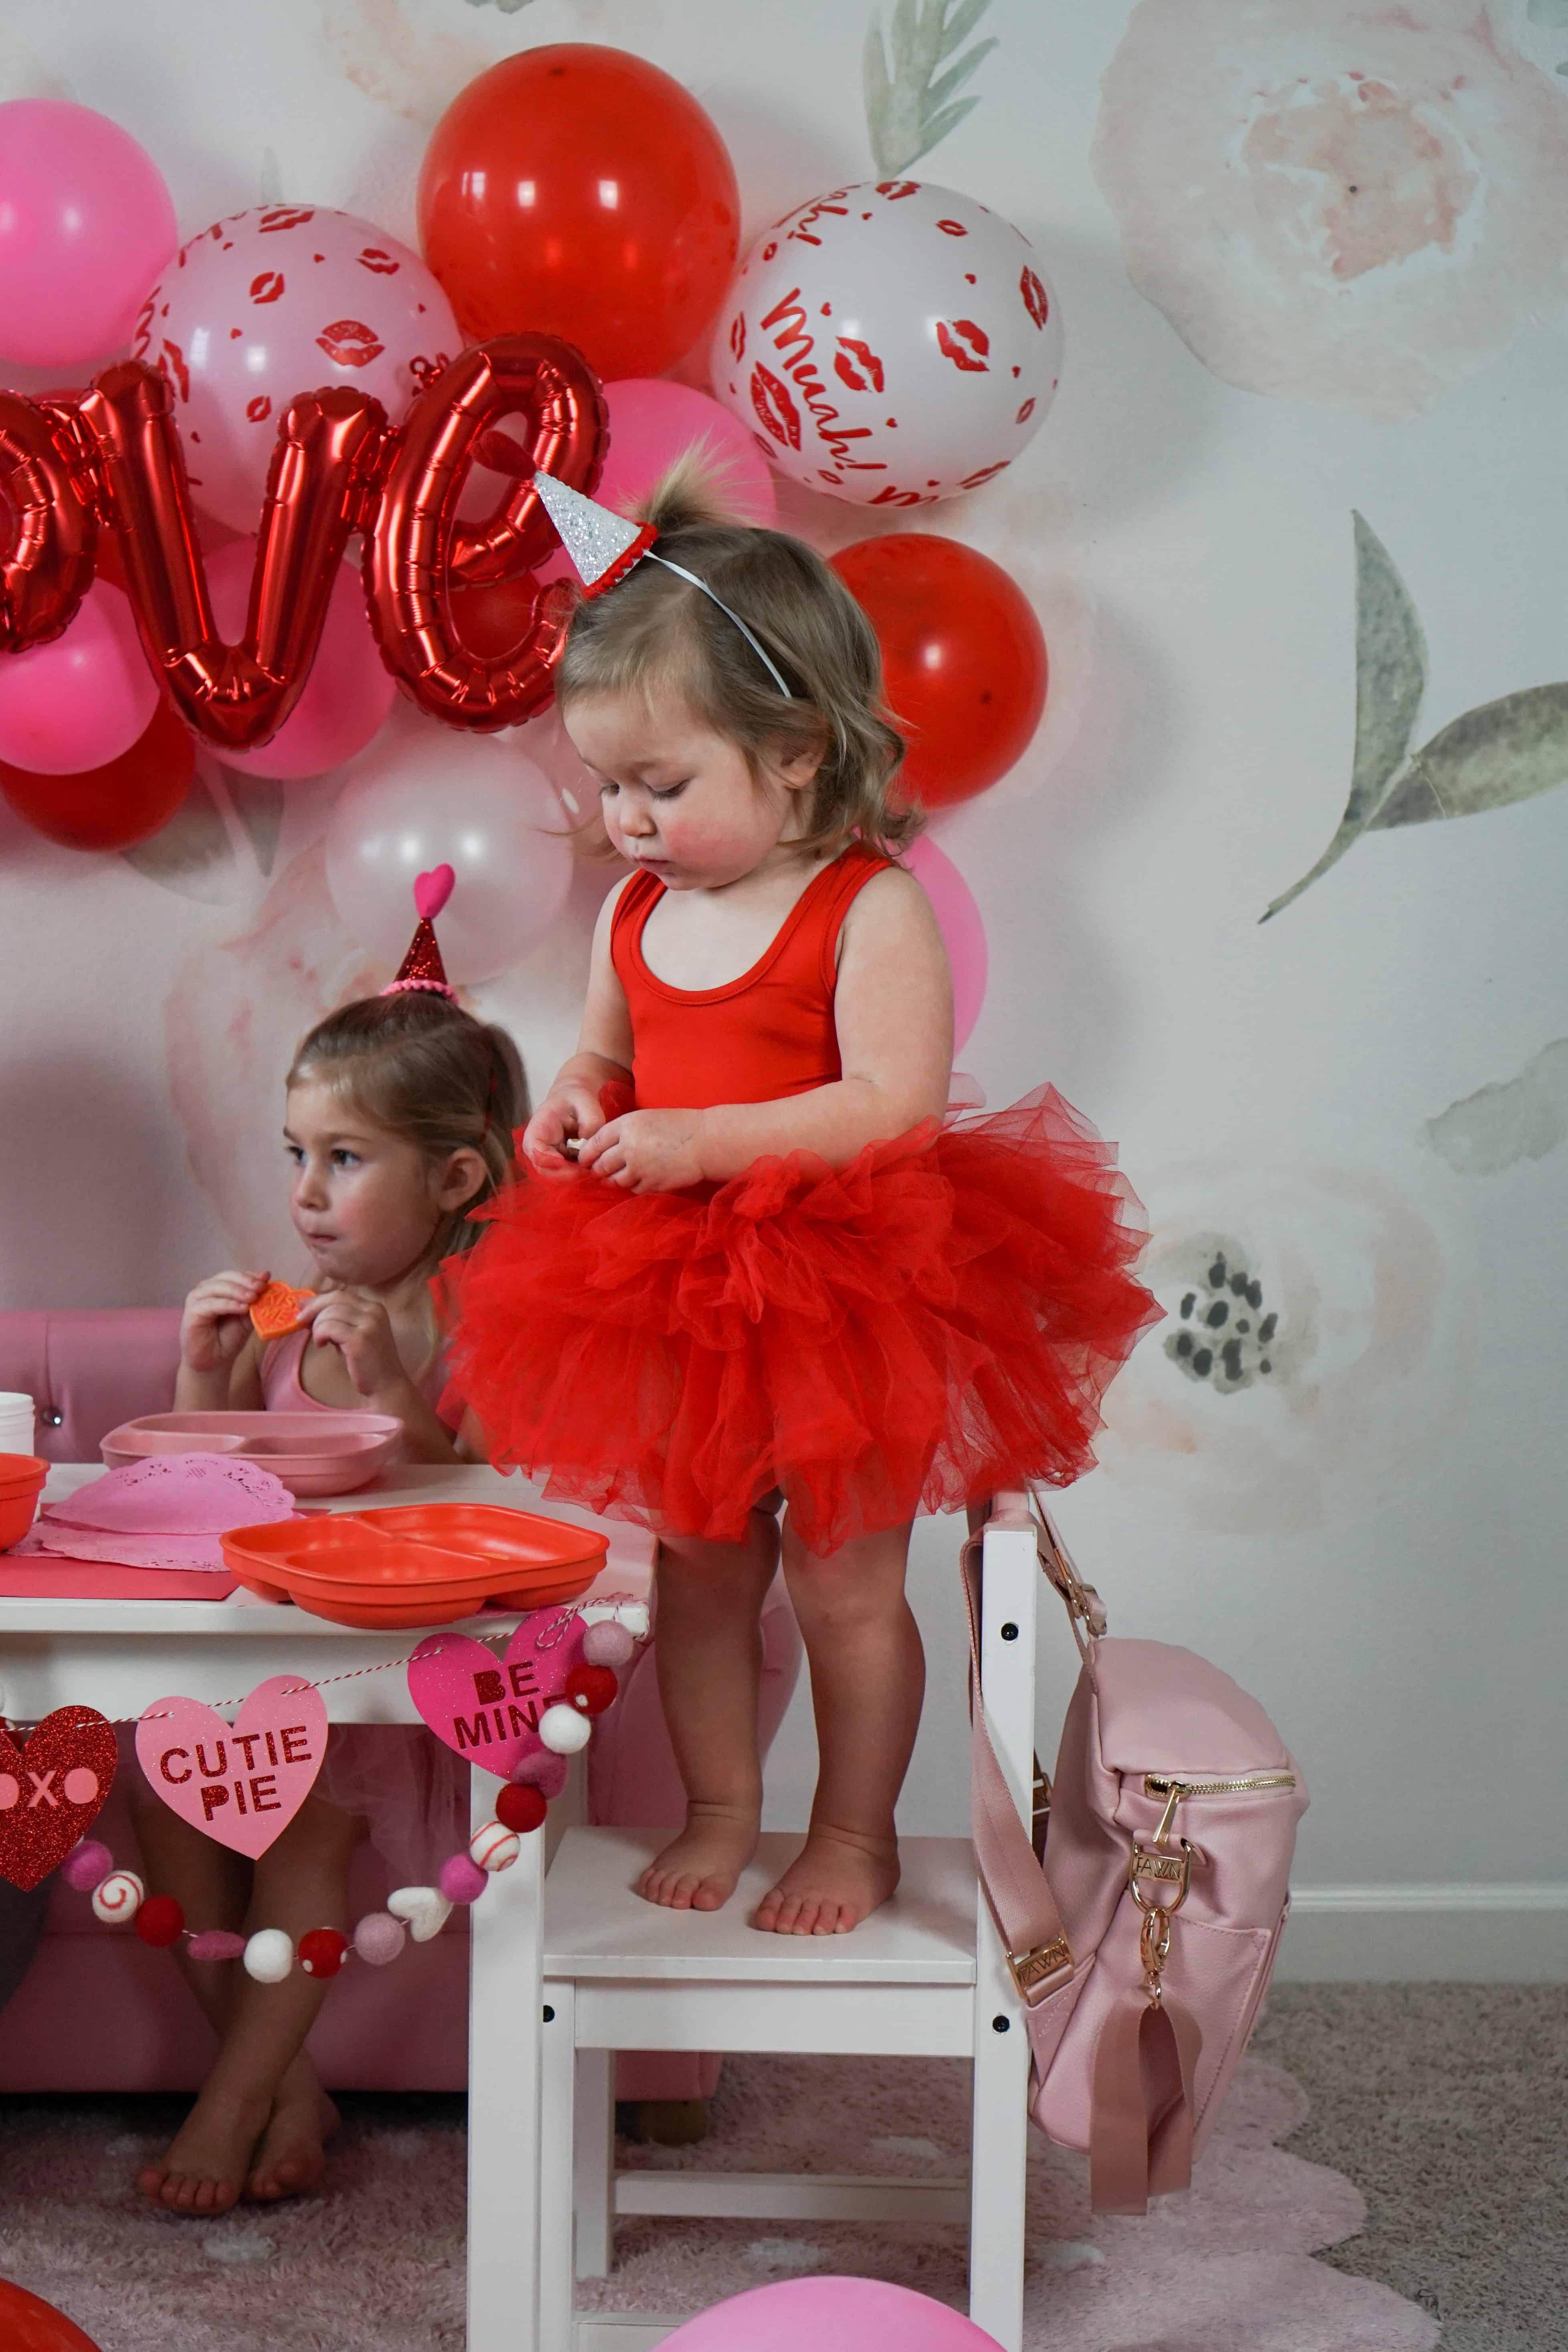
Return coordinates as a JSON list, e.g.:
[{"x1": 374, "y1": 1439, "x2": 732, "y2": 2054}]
[{"x1": 0, "y1": 2053, "x2": 1438, "y2": 2351}]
